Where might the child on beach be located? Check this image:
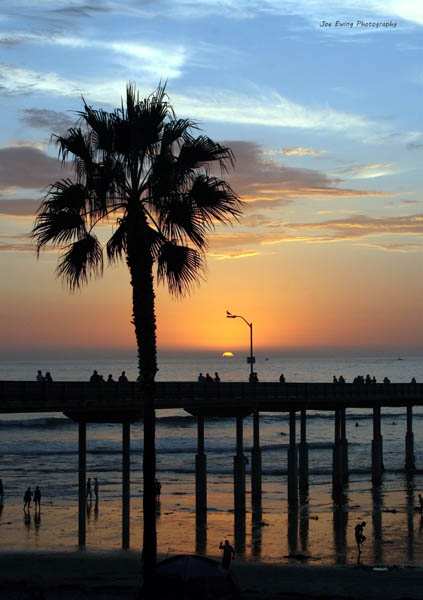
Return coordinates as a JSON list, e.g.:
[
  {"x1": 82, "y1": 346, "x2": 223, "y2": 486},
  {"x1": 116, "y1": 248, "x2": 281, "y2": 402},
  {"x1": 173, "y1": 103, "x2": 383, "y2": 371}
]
[
  {"x1": 219, "y1": 539, "x2": 235, "y2": 570},
  {"x1": 355, "y1": 521, "x2": 366, "y2": 559}
]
